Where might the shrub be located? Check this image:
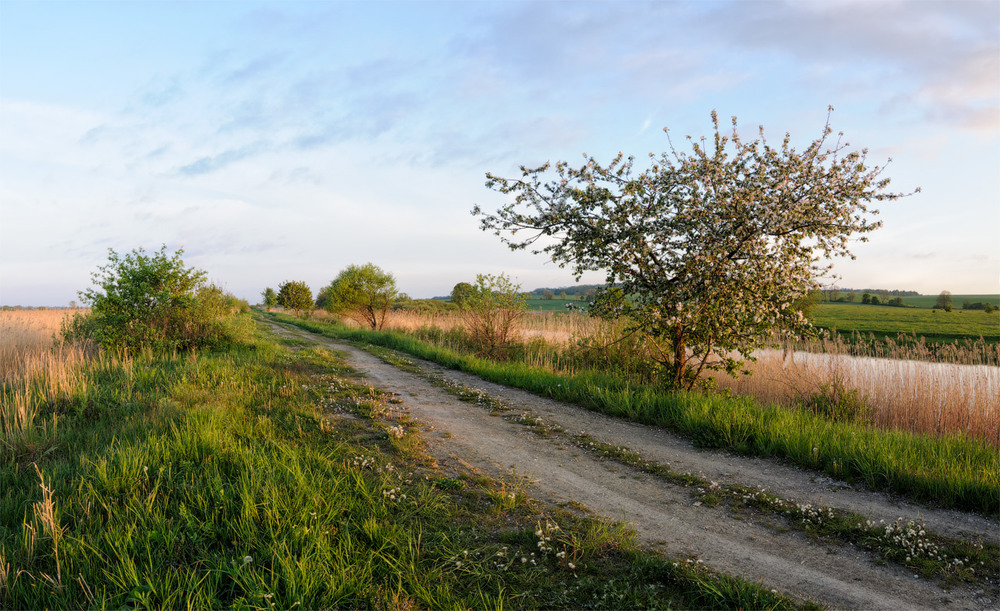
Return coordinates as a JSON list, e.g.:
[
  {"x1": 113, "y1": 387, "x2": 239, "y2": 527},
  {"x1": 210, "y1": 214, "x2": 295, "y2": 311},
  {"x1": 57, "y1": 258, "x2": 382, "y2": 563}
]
[
  {"x1": 459, "y1": 273, "x2": 527, "y2": 359},
  {"x1": 805, "y1": 379, "x2": 870, "y2": 423},
  {"x1": 261, "y1": 287, "x2": 278, "y2": 311},
  {"x1": 65, "y1": 246, "x2": 249, "y2": 352}
]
